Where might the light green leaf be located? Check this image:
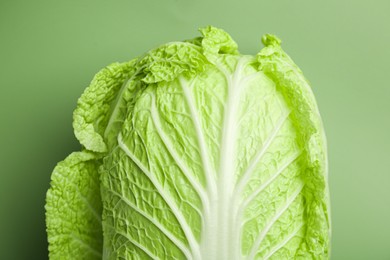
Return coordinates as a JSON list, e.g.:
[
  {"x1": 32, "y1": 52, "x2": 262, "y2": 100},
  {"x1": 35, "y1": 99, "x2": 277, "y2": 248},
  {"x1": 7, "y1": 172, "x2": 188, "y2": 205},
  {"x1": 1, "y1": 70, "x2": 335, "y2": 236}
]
[
  {"x1": 45, "y1": 151, "x2": 103, "y2": 259},
  {"x1": 99, "y1": 29, "x2": 329, "y2": 259},
  {"x1": 138, "y1": 42, "x2": 207, "y2": 84},
  {"x1": 257, "y1": 35, "x2": 330, "y2": 258},
  {"x1": 73, "y1": 60, "x2": 137, "y2": 153},
  {"x1": 199, "y1": 26, "x2": 239, "y2": 62}
]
